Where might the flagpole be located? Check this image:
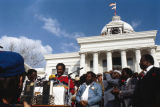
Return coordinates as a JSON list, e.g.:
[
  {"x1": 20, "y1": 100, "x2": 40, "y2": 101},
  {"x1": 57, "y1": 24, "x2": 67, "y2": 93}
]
[{"x1": 115, "y1": 2, "x2": 116, "y2": 16}]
